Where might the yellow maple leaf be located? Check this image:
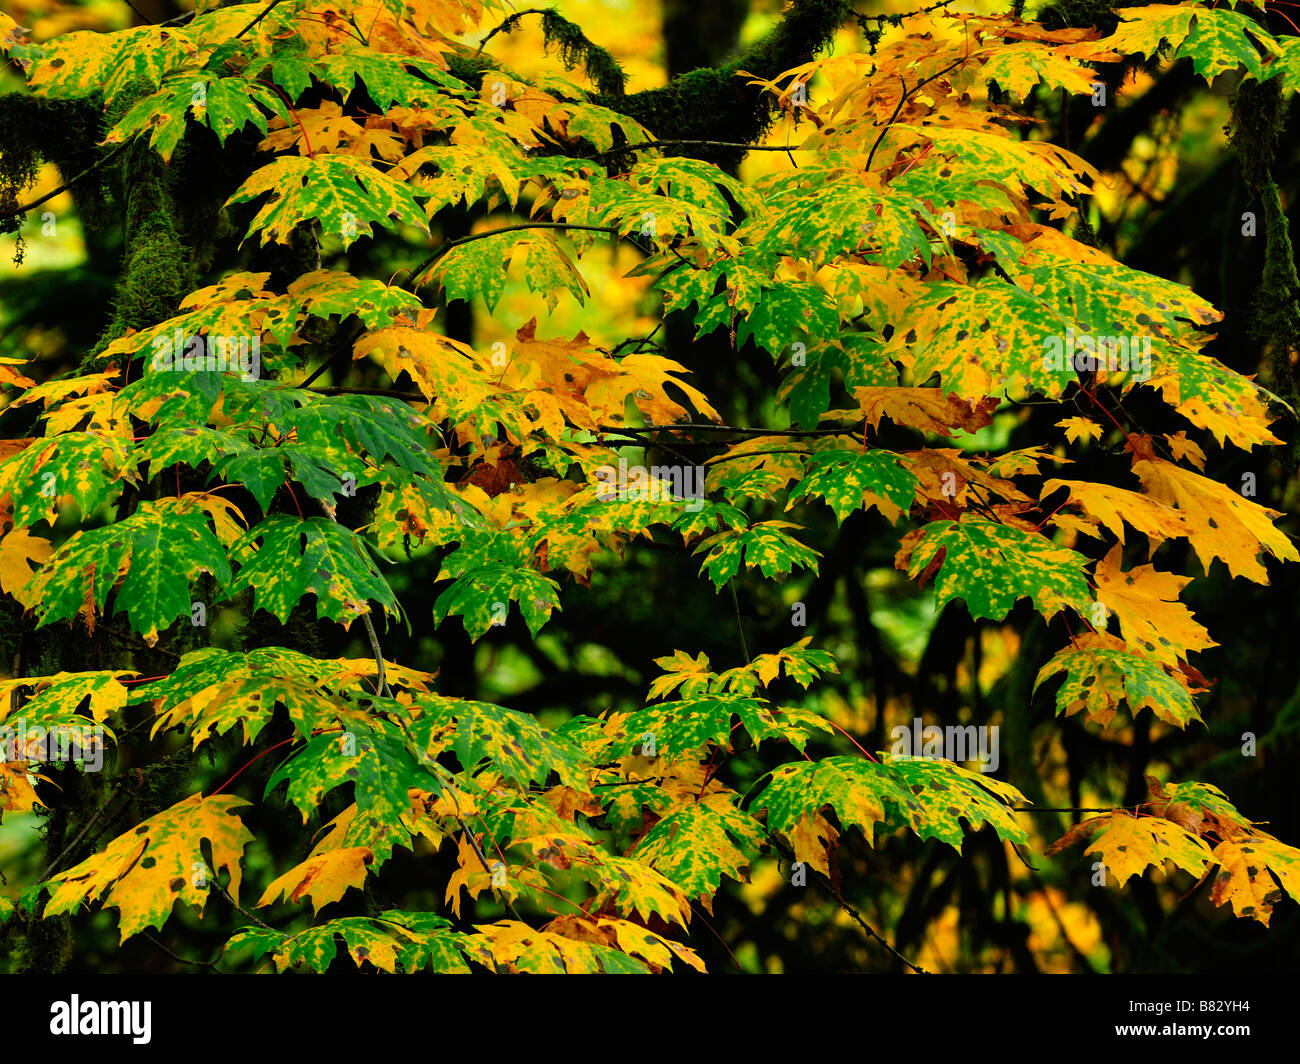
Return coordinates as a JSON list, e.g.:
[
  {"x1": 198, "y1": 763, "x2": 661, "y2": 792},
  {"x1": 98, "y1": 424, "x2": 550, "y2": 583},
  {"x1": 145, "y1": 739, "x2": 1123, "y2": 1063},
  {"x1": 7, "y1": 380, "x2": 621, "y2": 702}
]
[
  {"x1": 44, "y1": 792, "x2": 252, "y2": 941},
  {"x1": 1163, "y1": 431, "x2": 1206, "y2": 470},
  {"x1": 1049, "y1": 811, "x2": 1213, "y2": 885},
  {"x1": 1093, "y1": 545, "x2": 1216, "y2": 664},
  {"x1": 258, "y1": 846, "x2": 374, "y2": 914},
  {"x1": 1209, "y1": 838, "x2": 1287, "y2": 926},
  {"x1": 1133, "y1": 457, "x2": 1299, "y2": 583},
  {"x1": 0, "y1": 526, "x2": 52, "y2": 605},
  {"x1": 1041, "y1": 478, "x2": 1187, "y2": 546},
  {"x1": 1057, "y1": 416, "x2": 1103, "y2": 445}
]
